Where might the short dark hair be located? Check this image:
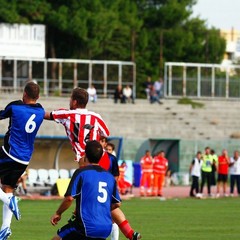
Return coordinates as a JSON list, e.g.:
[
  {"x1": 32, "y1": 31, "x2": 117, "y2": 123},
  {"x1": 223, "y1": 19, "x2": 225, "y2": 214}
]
[
  {"x1": 24, "y1": 81, "x2": 40, "y2": 100},
  {"x1": 85, "y1": 140, "x2": 103, "y2": 164},
  {"x1": 107, "y1": 142, "x2": 115, "y2": 151},
  {"x1": 71, "y1": 88, "x2": 89, "y2": 107}
]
